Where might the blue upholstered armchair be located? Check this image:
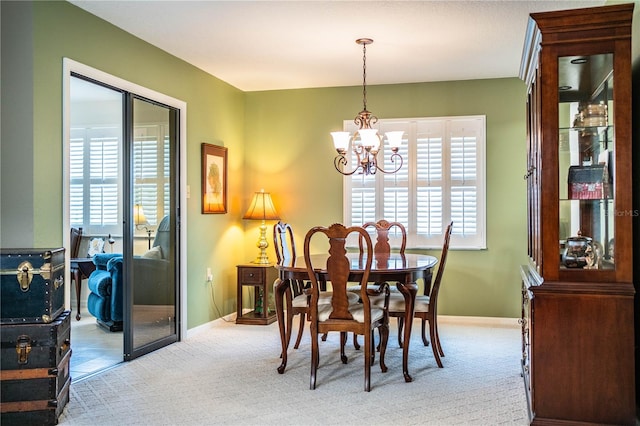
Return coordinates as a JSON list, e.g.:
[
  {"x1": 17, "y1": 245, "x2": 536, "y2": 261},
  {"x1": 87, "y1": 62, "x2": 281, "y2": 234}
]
[
  {"x1": 133, "y1": 216, "x2": 173, "y2": 306},
  {"x1": 87, "y1": 253, "x2": 124, "y2": 331},
  {"x1": 86, "y1": 216, "x2": 172, "y2": 331}
]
